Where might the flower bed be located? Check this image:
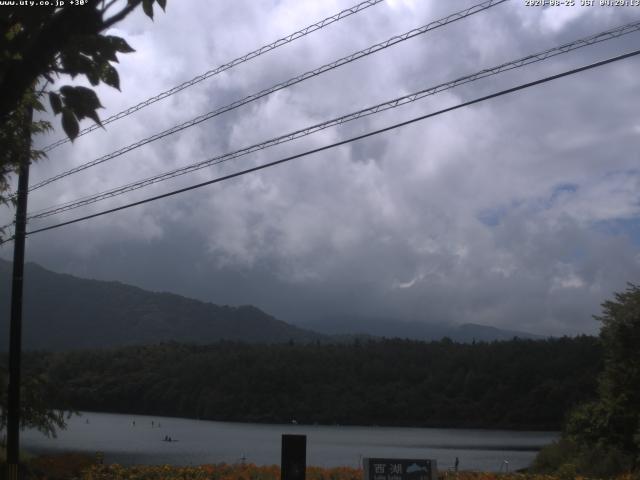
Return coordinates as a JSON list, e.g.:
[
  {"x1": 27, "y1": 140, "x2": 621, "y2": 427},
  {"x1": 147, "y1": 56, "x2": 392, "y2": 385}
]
[
  {"x1": 79, "y1": 463, "x2": 361, "y2": 480},
  {"x1": 24, "y1": 455, "x2": 639, "y2": 480}
]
